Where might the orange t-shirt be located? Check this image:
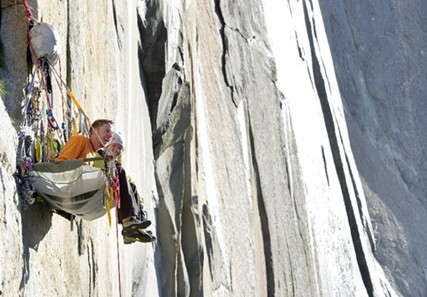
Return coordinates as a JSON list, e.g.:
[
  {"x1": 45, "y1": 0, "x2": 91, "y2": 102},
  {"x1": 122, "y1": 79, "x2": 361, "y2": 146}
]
[{"x1": 56, "y1": 135, "x2": 96, "y2": 161}]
